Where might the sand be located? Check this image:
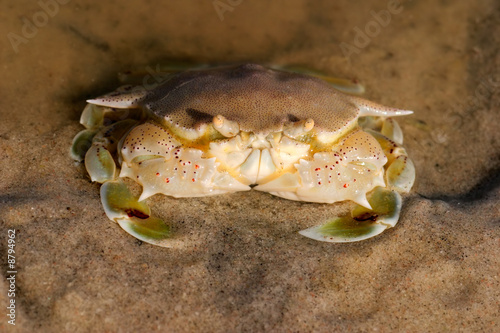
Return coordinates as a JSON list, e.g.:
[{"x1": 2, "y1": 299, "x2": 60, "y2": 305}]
[{"x1": 0, "y1": 0, "x2": 499, "y2": 332}]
